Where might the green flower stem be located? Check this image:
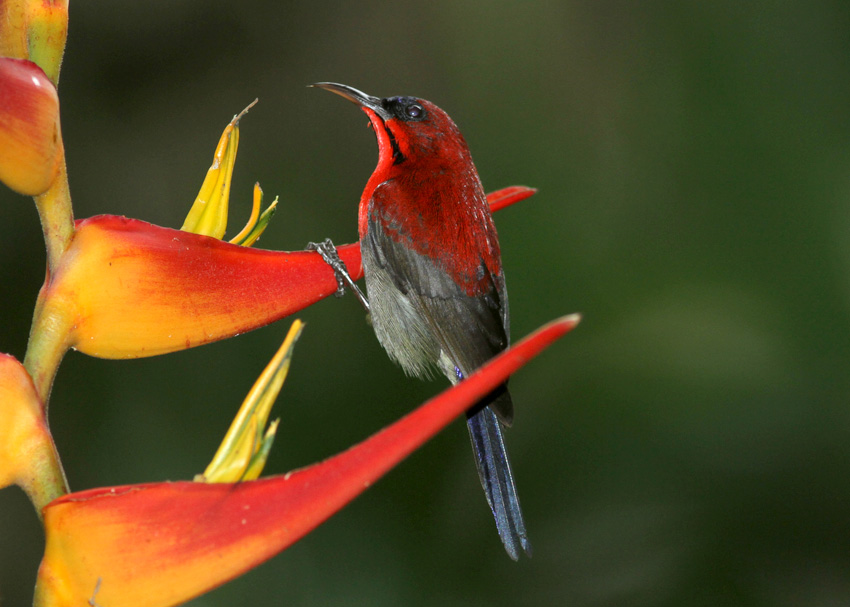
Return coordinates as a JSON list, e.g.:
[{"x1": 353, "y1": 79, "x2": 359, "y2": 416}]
[
  {"x1": 20, "y1": 427, "x2": 69, "y2": 517},
  {"x1": 26, "y1": 1, "x2": 69, "y2": 88},
  {"x1": 34, "y1": 158, "x2": 75, "y2": 275},
  {"x1": 24, "y1": 289, "x2": 74, "y2": 409},
  {"x1": 22, "y1": 285, "x2": 74, "y2": 509}
]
